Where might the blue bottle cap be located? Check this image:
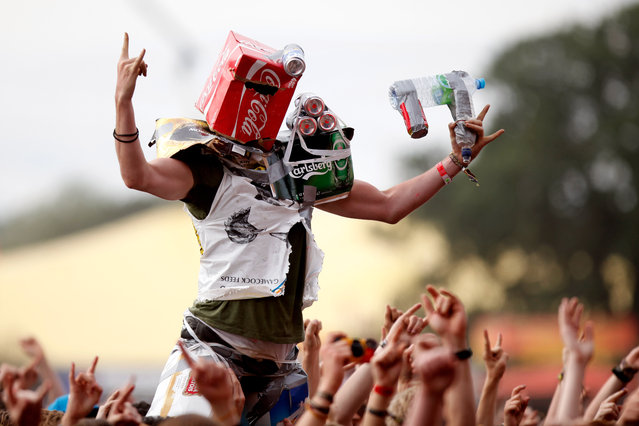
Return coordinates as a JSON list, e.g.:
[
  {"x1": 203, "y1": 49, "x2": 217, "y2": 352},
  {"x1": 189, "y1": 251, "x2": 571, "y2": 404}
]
[{"x1": 476, "y1": 78, "x2": 486, "y2": 89}]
